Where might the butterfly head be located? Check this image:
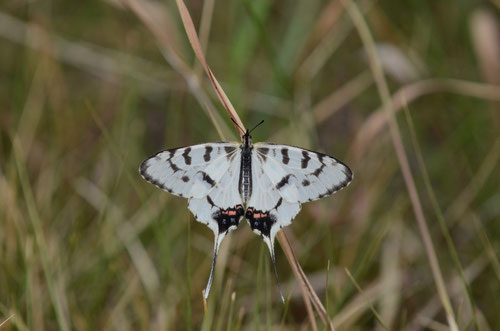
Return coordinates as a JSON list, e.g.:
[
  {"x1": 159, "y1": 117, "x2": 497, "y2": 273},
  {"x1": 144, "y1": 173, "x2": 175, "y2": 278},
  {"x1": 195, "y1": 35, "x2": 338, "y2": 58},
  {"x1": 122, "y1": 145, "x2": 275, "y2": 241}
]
[
  {"x1": 242, "y1": 129, "x2": 252, "y2": 148},
  {"x1": 241, "y1": 120, "x2": 264, "y2": 148}
]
